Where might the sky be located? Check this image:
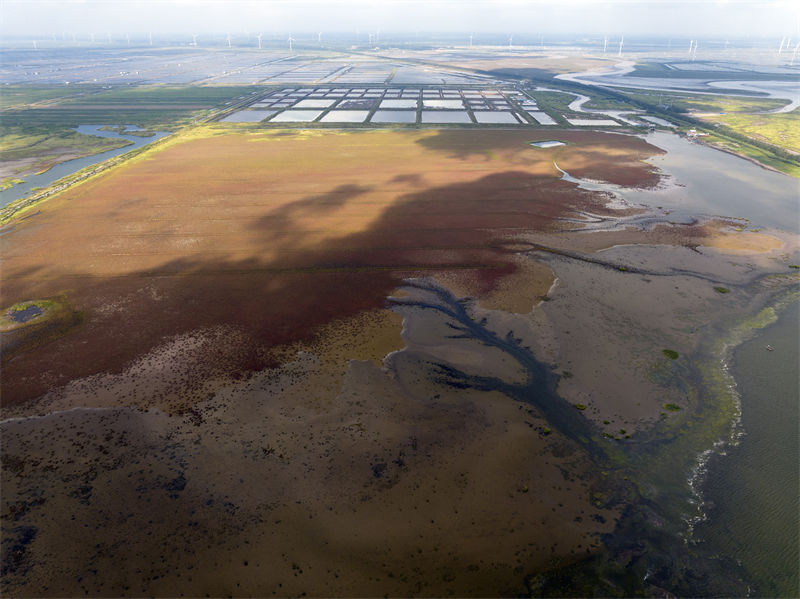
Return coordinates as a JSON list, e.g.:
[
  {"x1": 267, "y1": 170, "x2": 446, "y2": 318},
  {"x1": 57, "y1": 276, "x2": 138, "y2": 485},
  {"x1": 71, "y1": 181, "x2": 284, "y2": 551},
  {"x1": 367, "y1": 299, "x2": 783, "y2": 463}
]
[{"x1": 1, "y1": 0, "x2": 798, "y2": 39}]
